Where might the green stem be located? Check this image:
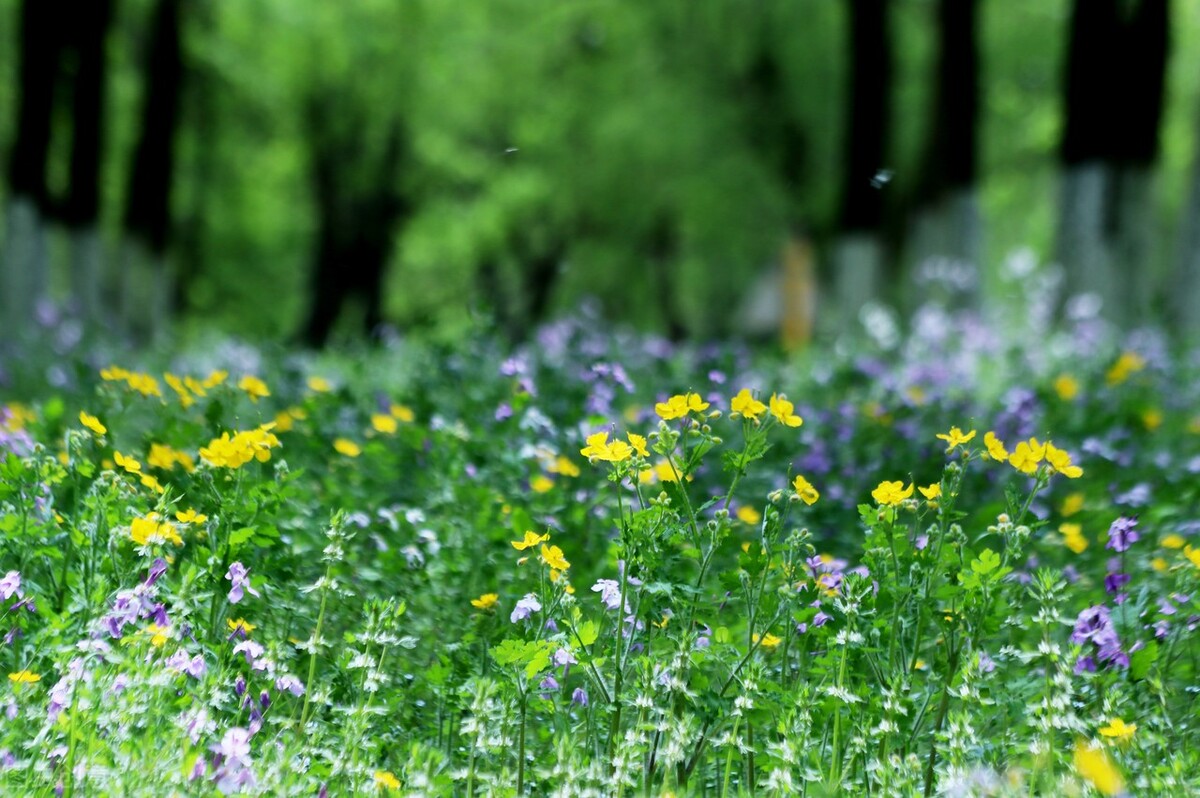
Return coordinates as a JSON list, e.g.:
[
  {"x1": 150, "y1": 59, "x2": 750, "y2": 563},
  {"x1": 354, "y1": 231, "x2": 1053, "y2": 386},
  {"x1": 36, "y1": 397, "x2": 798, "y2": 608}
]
[{"x1": 298, "y1": 564, "x2": 332, "y2": 730}]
